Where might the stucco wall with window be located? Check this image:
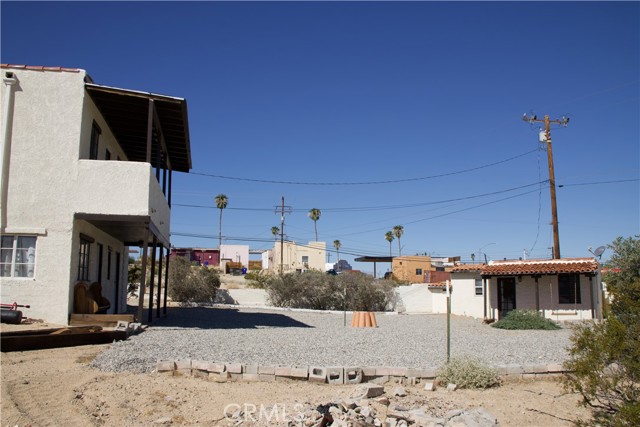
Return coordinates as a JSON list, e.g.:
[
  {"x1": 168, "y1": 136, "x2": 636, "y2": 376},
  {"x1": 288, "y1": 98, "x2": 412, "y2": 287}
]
[
  {"x1": 450, "y1": 273, "x2": 486, "y2": 318},
  {"x1": 1, "y1": 67, "x2": 158, "y2": 324}
]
